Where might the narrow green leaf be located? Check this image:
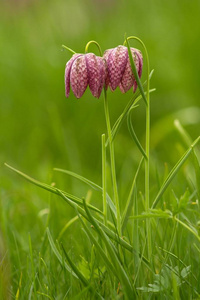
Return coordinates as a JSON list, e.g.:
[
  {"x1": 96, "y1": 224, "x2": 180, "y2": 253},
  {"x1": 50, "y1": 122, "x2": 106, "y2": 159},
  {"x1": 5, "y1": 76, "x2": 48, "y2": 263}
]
[
  {"x1": 71, "y1": 285, "x2": 93, "y2": 300},
  {"x1": 174, "y1": 119, "x2": 192, "y2": 147},
  {"x1": 28, "y1": 234, "x2": 37, "y2": 296},
  {"x1": 127, "y1": 109, "x2": 147, "y2": 159},
  {"x1": 46, "y1": 228, "x2": 78, "y2": 278},
  {"x1": 122, "y1": 157, "x2": 144, "y2": 231},
  {"x1": 82, "y1": 199, "x2": 136, "y2": 297},
  {"x1": 4, "y1": 163, "x2": 103, "y2": 215},
  {"x1": 172, "y1": 271, "x2": 180, "y2": 300},
  {"x1": 158, "y1": 247, "x2": 188, "y2": 268},
  {"x1": 53, "y1": 167, "x2": 116, "y2": 218},
  {"x1": 110, "y1": 87, "x2": 155, "y2": 145},
  {"x1": 61, "y1": 242, "x2": 103, "y2": 299},
  {"x1": 174, "y1": 217, "x2": 200, "y2": 243},
  {"x1": 129, "y1": 209, "x2": 172, "y2": 220},
  {"x1": 36, "y1": 292, "x2": 54, "y2": 300},
  {"x1": 61, "y1": 244, "x2": 89, "y2": 286},
  {"x1": 78, "y1": 214, "x2": 117, "y2": 277},
  {"x1": 151, "y1": 136, "x2": 200, "y2": 209},
  {"x1": 174, "y1": 119, "x2": 200, "y2": 200},
  {"x1": 56, "y1": 189, "x2": 150, "y2": 269},
  {"x1": 126, "y1": 38, "x2": 147, "y2": 106},
  {"x1": 62, "y1": 45, "x2": 76, "y2": 54},
  {"x1": 57, "y1": 216, "x2": 79, "y2": 241},
  {"x1": 192, "y1": 149, "x2": 200, "y2": 200}
]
